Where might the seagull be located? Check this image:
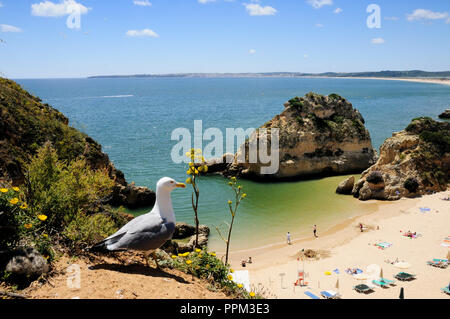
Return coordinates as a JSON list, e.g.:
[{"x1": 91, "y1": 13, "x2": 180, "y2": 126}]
[{"x1": 91, "y1": 177, "x2": 186, "y2": 268}]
